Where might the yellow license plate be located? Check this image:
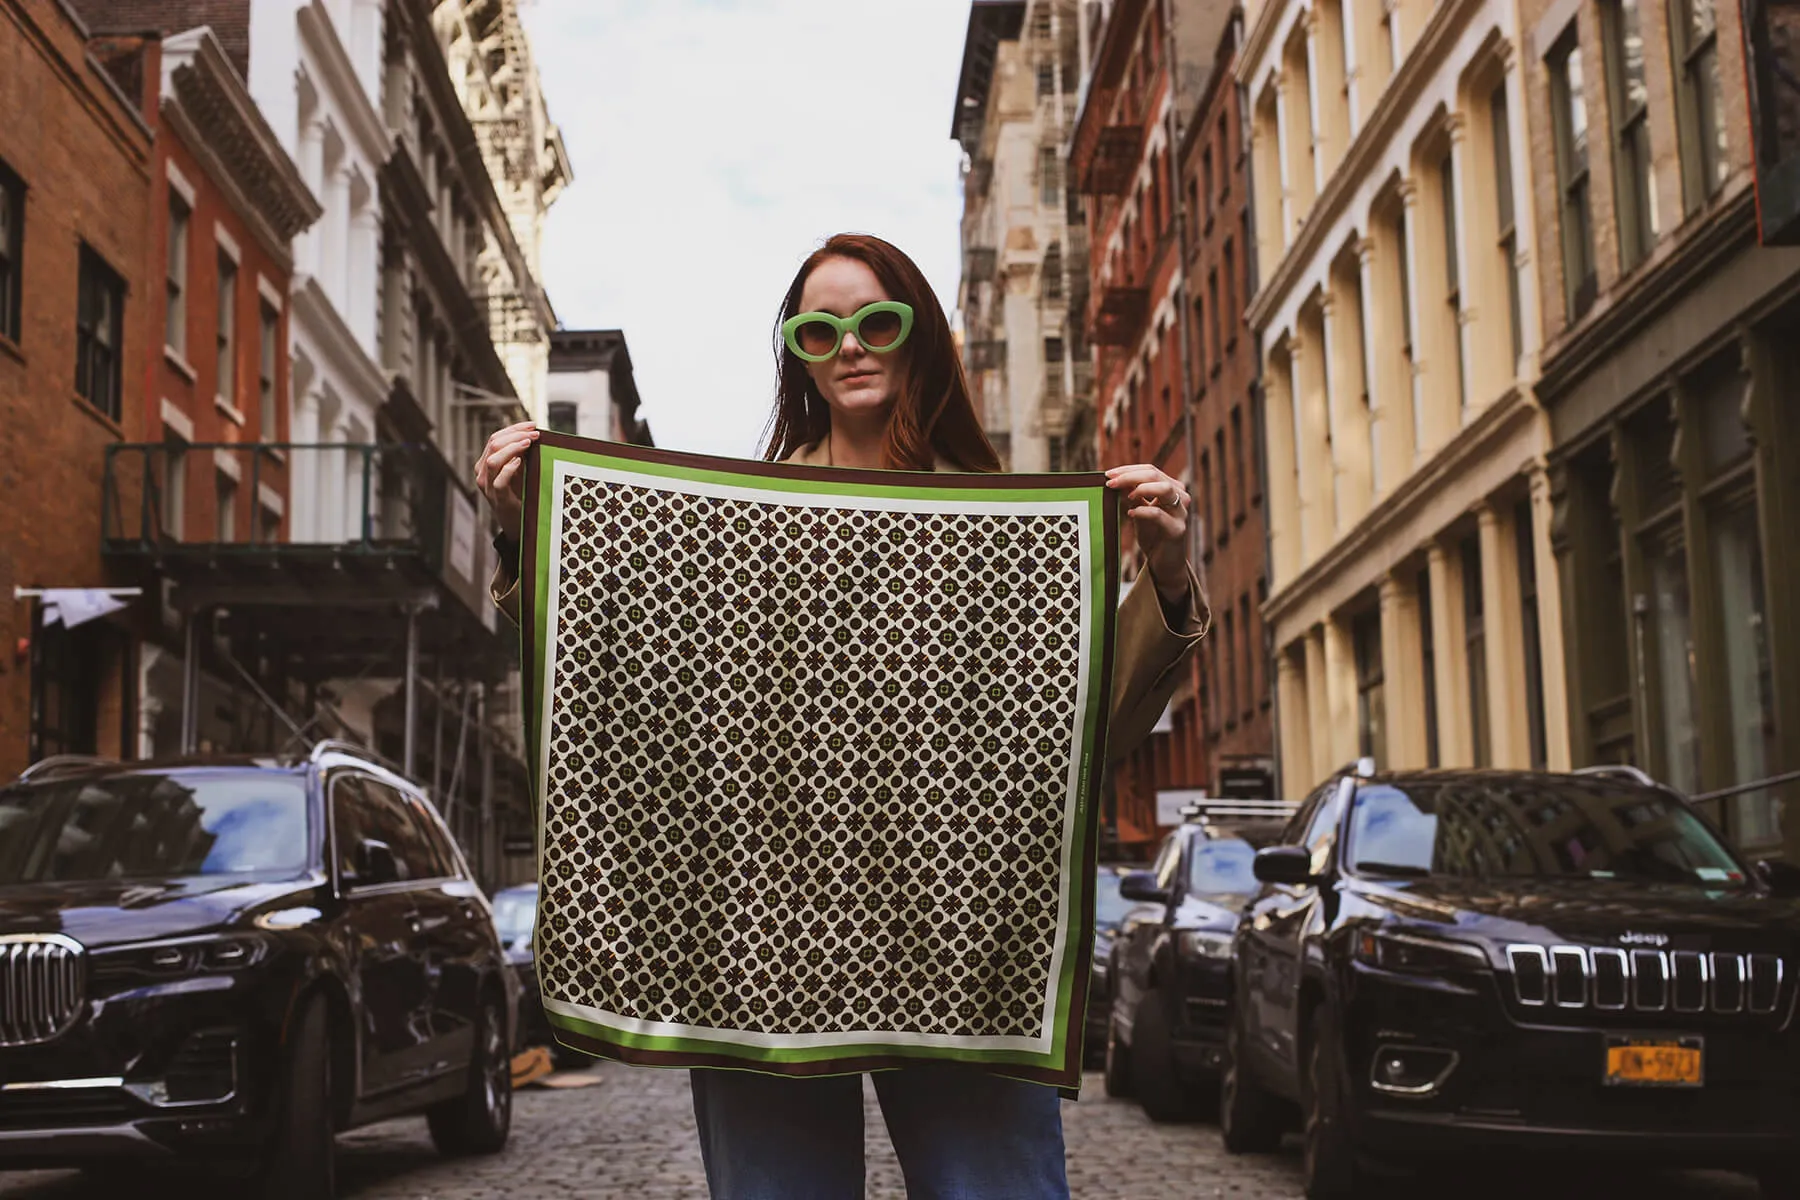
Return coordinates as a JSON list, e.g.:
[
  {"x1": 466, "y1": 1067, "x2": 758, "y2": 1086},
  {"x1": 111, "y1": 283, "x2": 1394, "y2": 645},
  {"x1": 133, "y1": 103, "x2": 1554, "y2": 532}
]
[{"x1": 1604, "y1": 1037, "x2": 1703, "y2": 1087}]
